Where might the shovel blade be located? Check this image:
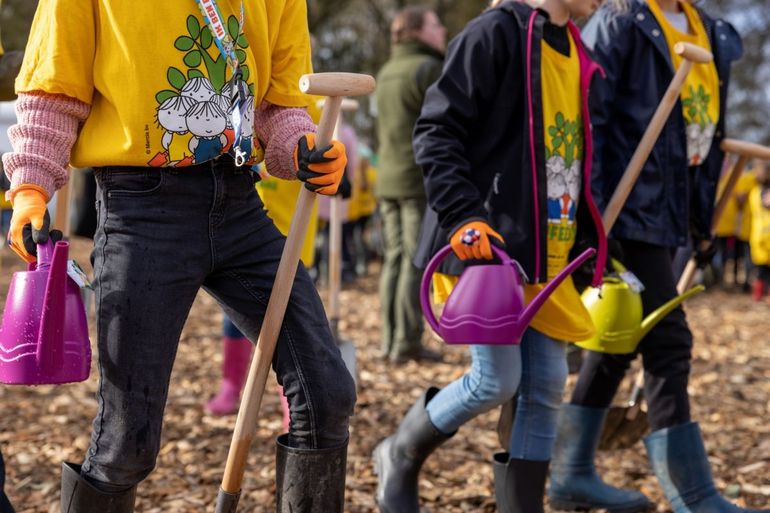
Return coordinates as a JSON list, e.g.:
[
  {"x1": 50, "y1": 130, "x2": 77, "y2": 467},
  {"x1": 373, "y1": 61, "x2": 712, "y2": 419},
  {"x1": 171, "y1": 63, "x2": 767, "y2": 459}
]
[
  {"x1": 598, "y1": 406, "x2": 650, "y2": 451},
  {"x1": 337, "y1": 337, "x2": 357, "y2": 387}
]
